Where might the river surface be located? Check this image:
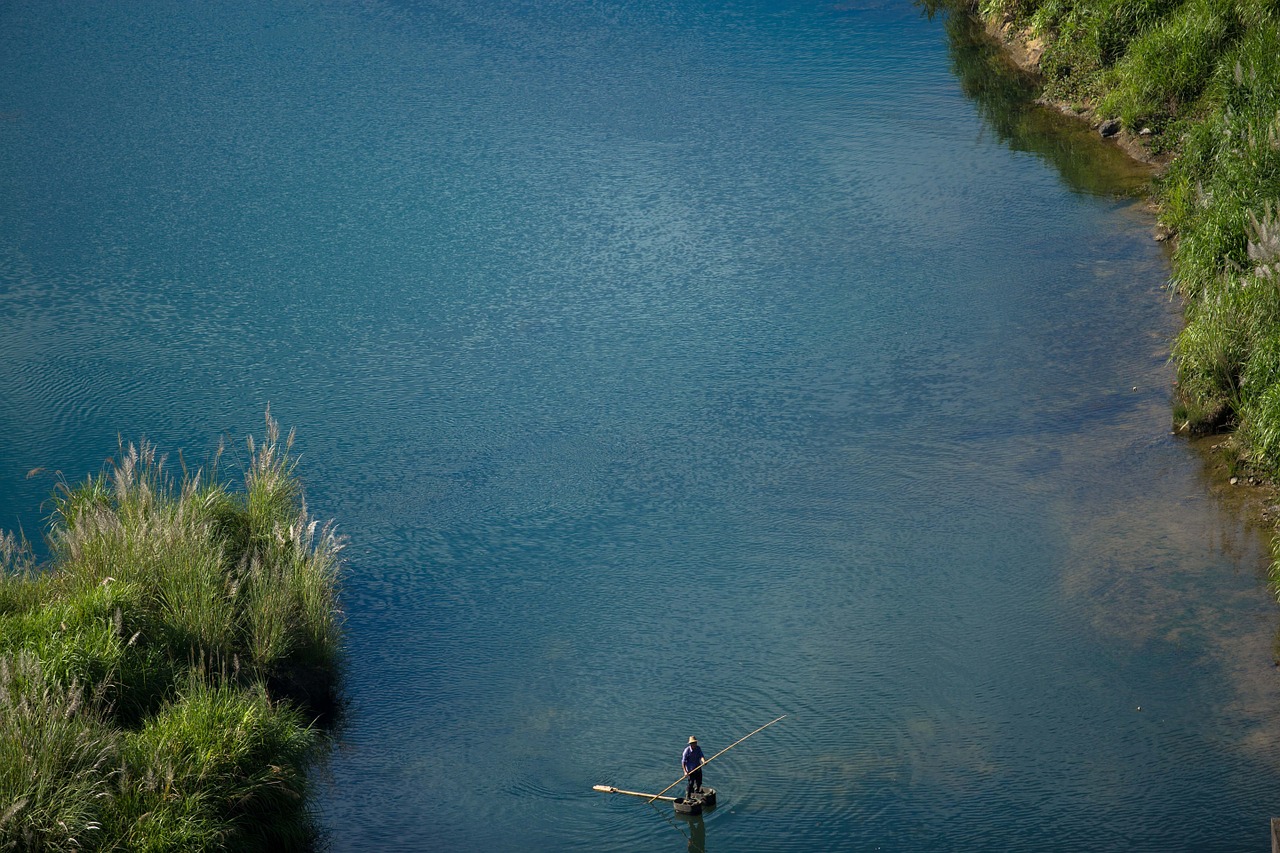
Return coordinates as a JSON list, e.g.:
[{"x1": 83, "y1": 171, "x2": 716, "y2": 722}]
[{"x1": 3, "y1": 1, "x2": 1280, "y2": 850}]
